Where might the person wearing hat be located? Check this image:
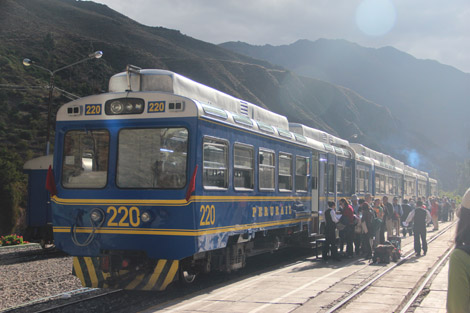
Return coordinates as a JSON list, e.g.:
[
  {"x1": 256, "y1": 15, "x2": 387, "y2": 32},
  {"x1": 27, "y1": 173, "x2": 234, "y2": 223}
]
[
  {"x1": 447, "y1": 188, "x2": 470, "y2": 313},
  {"x1": 404, "y1": 200, "x2": 432, "y2": 256},
  {"x1": 322, "y1": 201, "x2": 341, "y2": 262}
]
